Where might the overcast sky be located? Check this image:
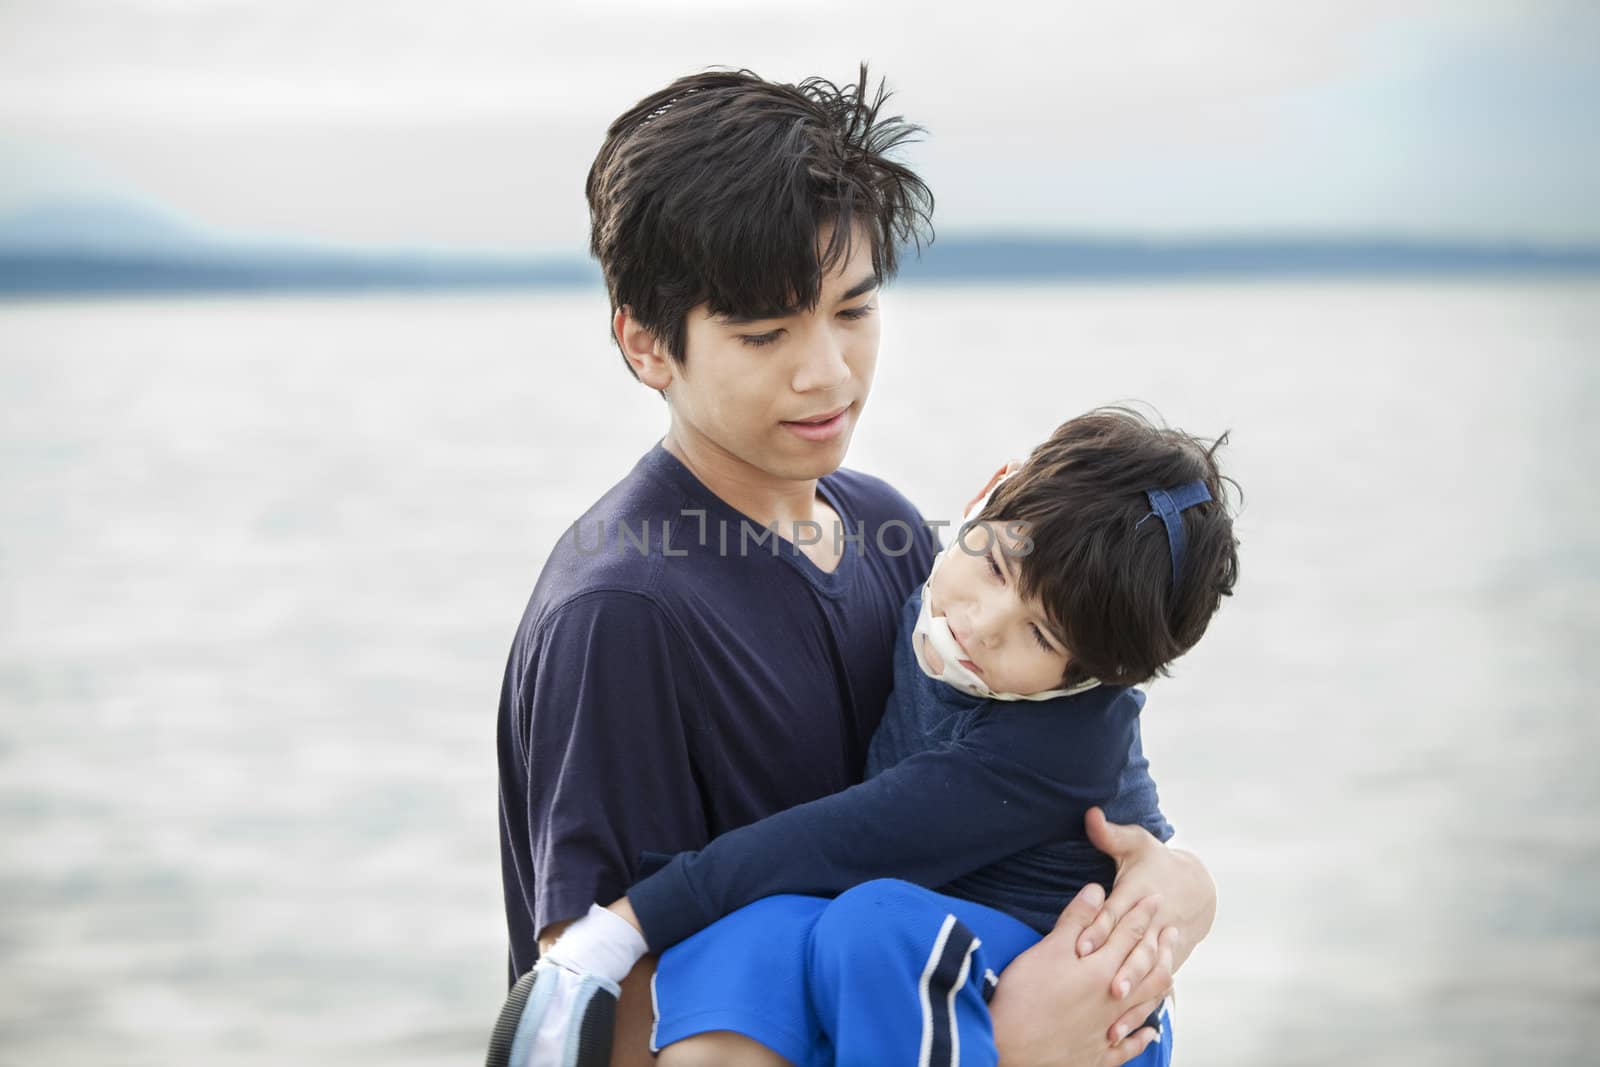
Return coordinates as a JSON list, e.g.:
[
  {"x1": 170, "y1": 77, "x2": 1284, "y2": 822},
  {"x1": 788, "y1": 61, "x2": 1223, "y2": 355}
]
[{"x1": 2, "y1": 0, "x2": 1596, "y2": 251}]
